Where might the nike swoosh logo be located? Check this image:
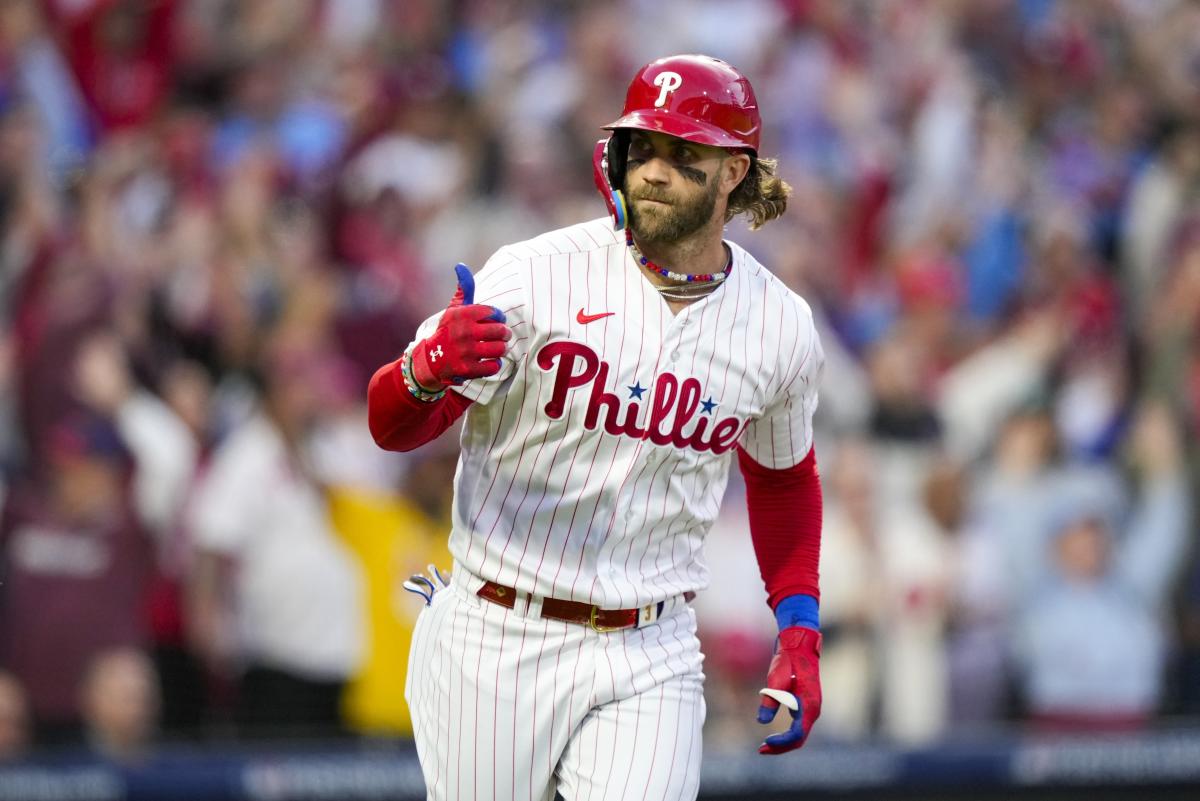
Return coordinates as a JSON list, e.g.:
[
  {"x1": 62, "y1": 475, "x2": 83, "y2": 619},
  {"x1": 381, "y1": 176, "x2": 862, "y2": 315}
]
[{"x1": 577, "y1": 308, "x2": 615, "y2": 324}]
